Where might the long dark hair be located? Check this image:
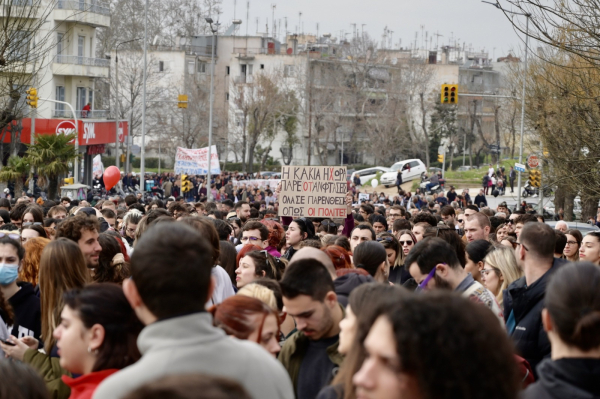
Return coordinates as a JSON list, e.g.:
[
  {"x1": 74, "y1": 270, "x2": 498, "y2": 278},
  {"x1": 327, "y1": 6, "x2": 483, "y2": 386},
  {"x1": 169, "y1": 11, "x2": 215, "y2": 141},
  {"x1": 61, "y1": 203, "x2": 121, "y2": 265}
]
[
  {"x1": 546, "y1": 262, "x2": 600, "y2": 351},
  {"x1": 243, "y1": 250, "x2": 285, "y2": 281},
  {"x1": 63, "y1": 283, "x2": 143, "y2": 372},
  {"x1": 332, "y1": 284, "x2": 407, "y2": 399},
  {"x1": 96, "y1": 234, "x2": 130, "y2": 284},
  {"x1": 353, "y1": 241, "x2": 387, "y2": 277}
]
